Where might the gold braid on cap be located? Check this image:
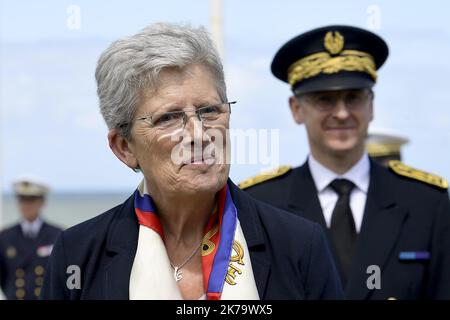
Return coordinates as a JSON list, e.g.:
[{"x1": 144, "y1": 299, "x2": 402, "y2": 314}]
[
  {"x1": 366, "y1": 143, "x2": 402, "y2": 157},
  {"x1": 287, "y1": 31, "x2": 377, "y2": 87}
]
